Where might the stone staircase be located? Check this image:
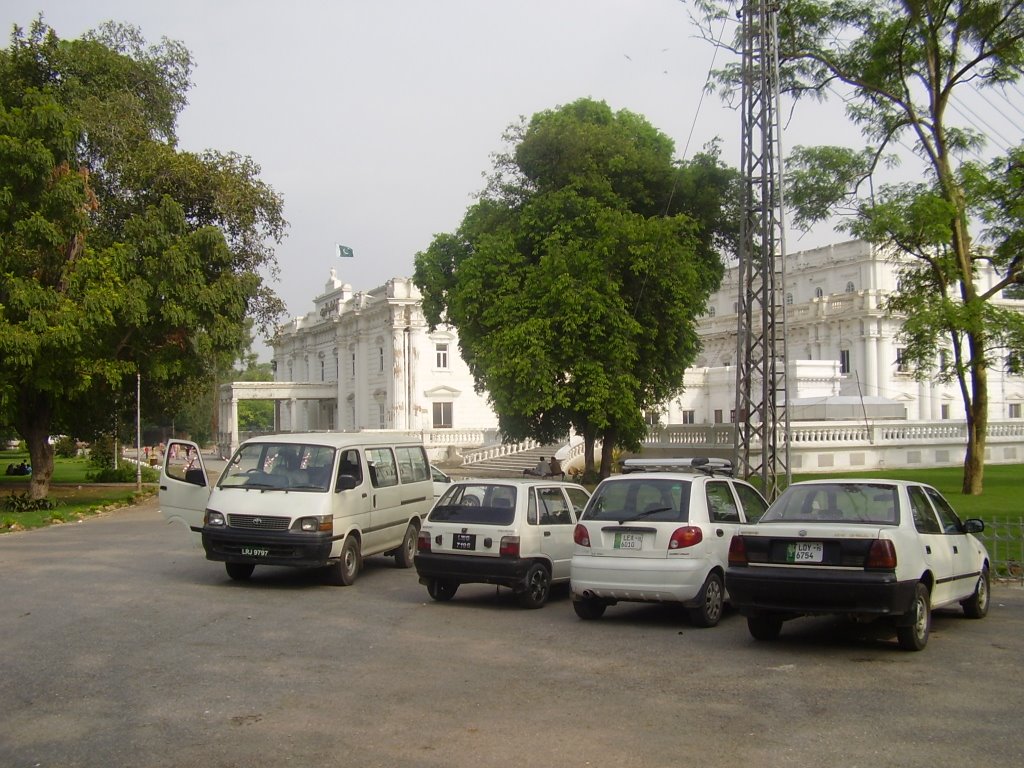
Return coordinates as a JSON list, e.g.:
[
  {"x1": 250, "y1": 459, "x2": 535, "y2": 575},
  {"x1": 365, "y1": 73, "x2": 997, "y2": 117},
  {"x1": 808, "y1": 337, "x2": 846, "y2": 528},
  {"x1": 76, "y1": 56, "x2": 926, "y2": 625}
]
[{"x1": 457, "y1": 444, "x2": 565, "y2": 478}]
